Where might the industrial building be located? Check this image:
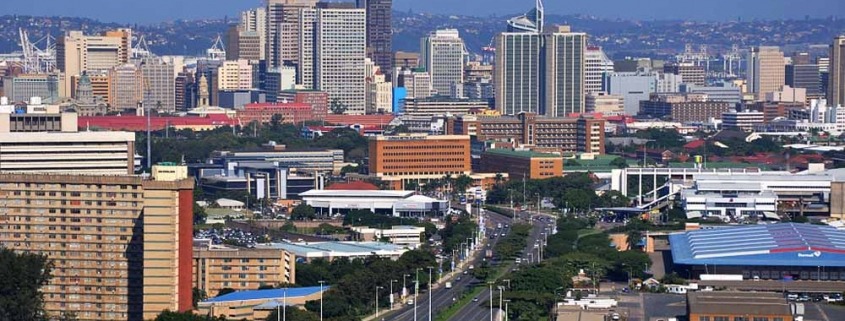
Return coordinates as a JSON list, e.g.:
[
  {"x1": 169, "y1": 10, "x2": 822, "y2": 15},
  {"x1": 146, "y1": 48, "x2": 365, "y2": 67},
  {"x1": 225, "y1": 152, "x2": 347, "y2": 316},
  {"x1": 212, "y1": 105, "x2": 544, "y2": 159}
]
[
  {"x1": 687, "y1": 292, "x2": 793, "y2": 321},
  {"x1": 300, "y1": 189, "x2": 448, "y2": 217}
]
